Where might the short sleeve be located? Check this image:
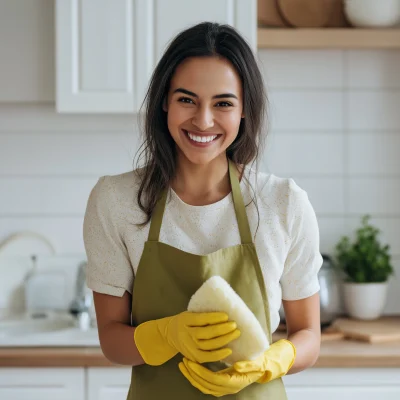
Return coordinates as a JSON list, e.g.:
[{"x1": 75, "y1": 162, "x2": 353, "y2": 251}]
[
  {"x1": 83, "y1": 176, "x2": 134, "y2": 297},
  {"x1": 280, "y1": 183, "x2": 323, "y2": 301}
]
